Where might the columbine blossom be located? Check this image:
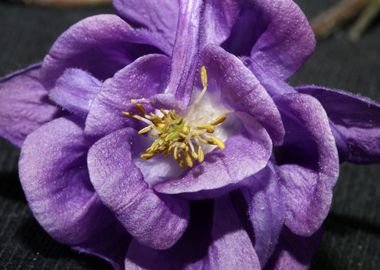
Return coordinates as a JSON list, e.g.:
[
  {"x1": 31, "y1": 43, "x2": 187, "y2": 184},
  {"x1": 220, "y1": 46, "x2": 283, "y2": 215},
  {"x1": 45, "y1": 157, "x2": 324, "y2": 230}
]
[{"x1": 0, "y1": 0, "x2": 379, "y2": 269}]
